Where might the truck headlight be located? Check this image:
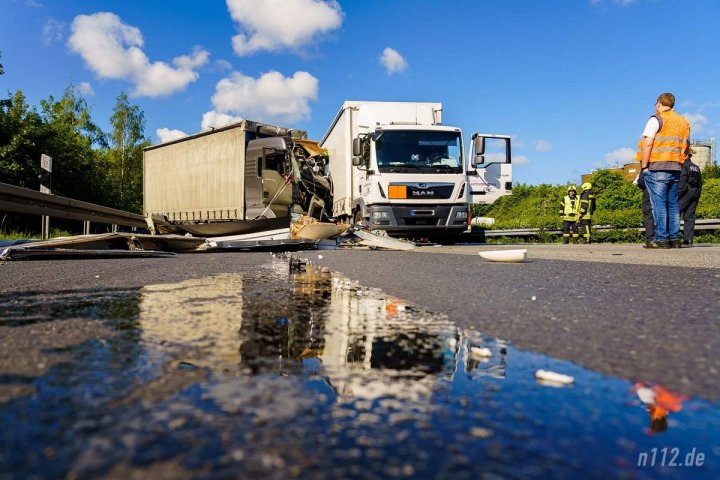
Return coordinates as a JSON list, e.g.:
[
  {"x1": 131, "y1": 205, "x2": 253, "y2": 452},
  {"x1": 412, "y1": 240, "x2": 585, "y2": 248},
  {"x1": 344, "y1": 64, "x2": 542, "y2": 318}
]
[
  {"x1": 372, "y1": 211, "x2": 389, "y2": 219},
  {"x1": 455, "y1": 211, "x2": 468, "y2": 219}
]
